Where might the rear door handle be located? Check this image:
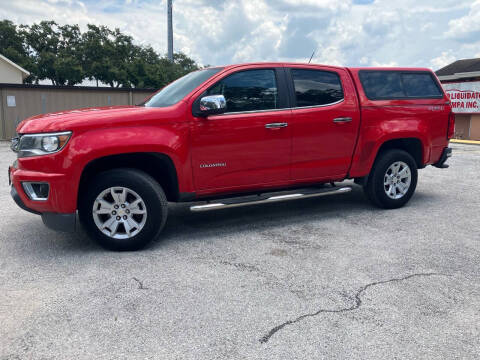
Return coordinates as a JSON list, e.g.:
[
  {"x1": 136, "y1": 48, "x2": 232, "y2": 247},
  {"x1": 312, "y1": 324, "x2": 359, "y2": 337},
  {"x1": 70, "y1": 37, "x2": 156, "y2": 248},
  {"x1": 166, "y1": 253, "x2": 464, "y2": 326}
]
[
  {"x1": 333, "y1": 117, "x2": 352, "y2": 123},
  {"x1": 265, "y1": 122, "x2": 288, "y2": 129}
]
